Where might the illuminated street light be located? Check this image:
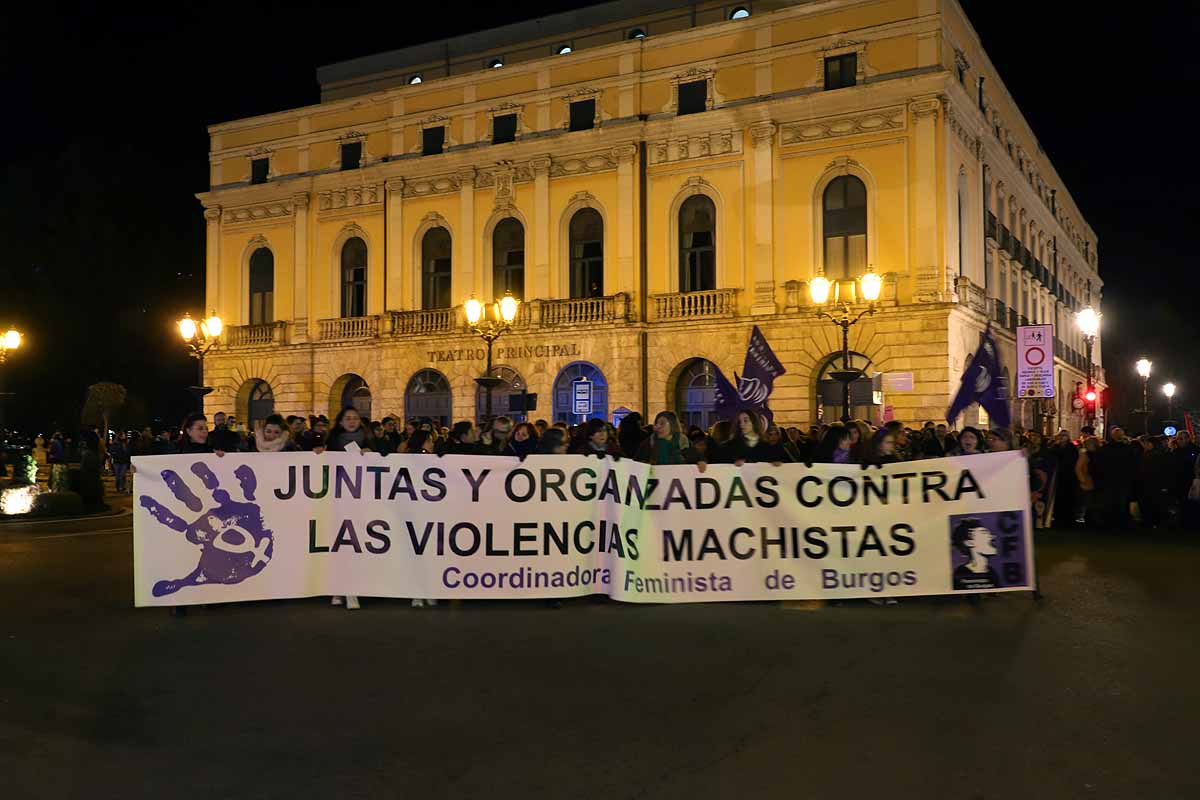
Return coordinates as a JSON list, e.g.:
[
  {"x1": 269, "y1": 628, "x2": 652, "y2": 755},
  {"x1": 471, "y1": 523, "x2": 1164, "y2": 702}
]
[
  {"x1": 1134, "y1": 358, "x2": 1153, "y2": 434},
  {"x1": 177, "y1": 311, "x2": 223, "y2": 412},
  {"x1": 1075, "y1": 308, "x2": 1101, "y2": 426},
  {"x1": 808, "y1": 268, "x2": 882, "y2": 422},
  {"x1": 1163, "y1": 382, "x2": 1177, "y2": 419},
  {"x1": 462, "y1": 292, "x2": 521, "y2": 420}
]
